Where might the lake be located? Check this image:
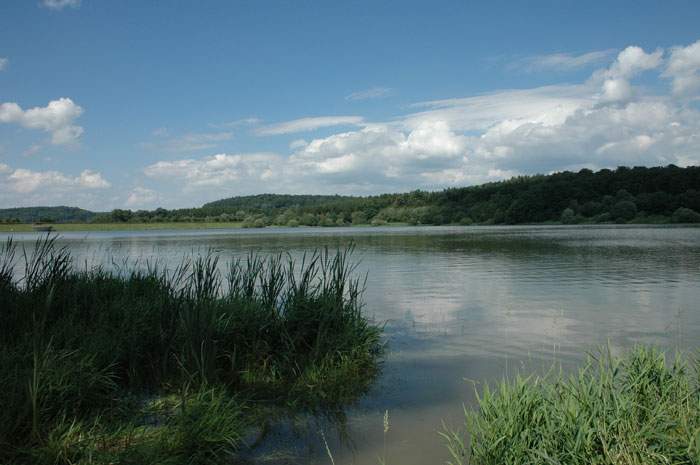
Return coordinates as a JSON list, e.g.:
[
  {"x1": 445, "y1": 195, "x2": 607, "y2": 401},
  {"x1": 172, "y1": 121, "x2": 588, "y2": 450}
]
[{"x1": 4, "y1": 225, "x2": 700, "y2": 464}]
